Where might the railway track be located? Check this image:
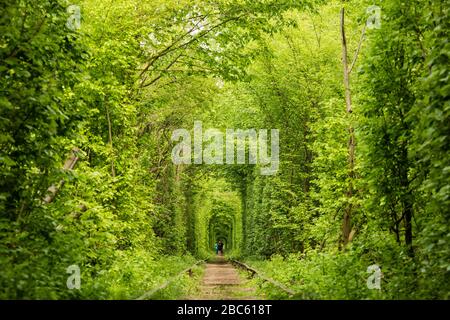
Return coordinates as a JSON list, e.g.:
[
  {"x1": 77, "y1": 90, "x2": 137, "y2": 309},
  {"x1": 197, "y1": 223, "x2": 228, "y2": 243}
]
[
  {"x1": 230, "y1": 259, "x2": 296, "y2": 297},
  {"x1": 136, "y1": 257, "x2": 297, "y2": 300}
]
